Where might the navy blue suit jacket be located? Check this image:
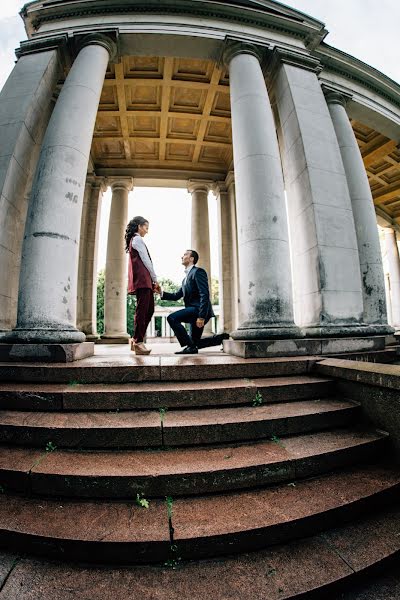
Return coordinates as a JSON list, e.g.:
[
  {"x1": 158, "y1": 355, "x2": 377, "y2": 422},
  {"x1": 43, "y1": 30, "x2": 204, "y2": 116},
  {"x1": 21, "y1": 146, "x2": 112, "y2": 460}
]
[{"x1": 162, "y1": 266, "x2": 214, "y2": 322}]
